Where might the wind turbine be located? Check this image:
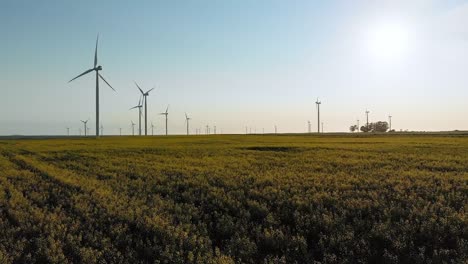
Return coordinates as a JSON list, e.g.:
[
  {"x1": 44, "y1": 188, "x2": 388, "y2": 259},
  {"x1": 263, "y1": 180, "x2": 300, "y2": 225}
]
[
  {"x1": 135, "y1": 82, "x2": 155, "y2": 136},
  {"x1": 316, "y1": 98, "x2": 321, "y2": 133},
  {"x1": 357, "y1": 119, "x2": 360, "y2": 132},
  {"x1": 81, "y1": 119, "x2": 89, "y2": 136},
  {"x1": 159, "y1": 105, "x2": 169, "y2": 135},
  {"x1": 69, "y1": 35, "x2": 115, "y2": 137},
  {"x1": 185, "y1": 113, "x2": 191, "y2": 135},
  {"x1": 131, "y1": 121, "x2": 136, "y2": 136},
  {"x1": 130, "y1": 96, "x2": 143, "y2": 136},
  {"x1": 151, "y1": 122, "x2": 155, "y2": 136},
  {"x1": 366, "y1": 110, "x2": 370, "y2": 131},
  {"x1": 307, "y1": 120, "x2": 311, "y2": 133},
  {"x1": 66, "y1": 127, "x2": 70, "y2": 136},
  {"x1": 100, "y1": 124, "x2": 104, "y2": 136},
  {"x1": 389, "y1": 115, "x2": 392, "y2": 131}
]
